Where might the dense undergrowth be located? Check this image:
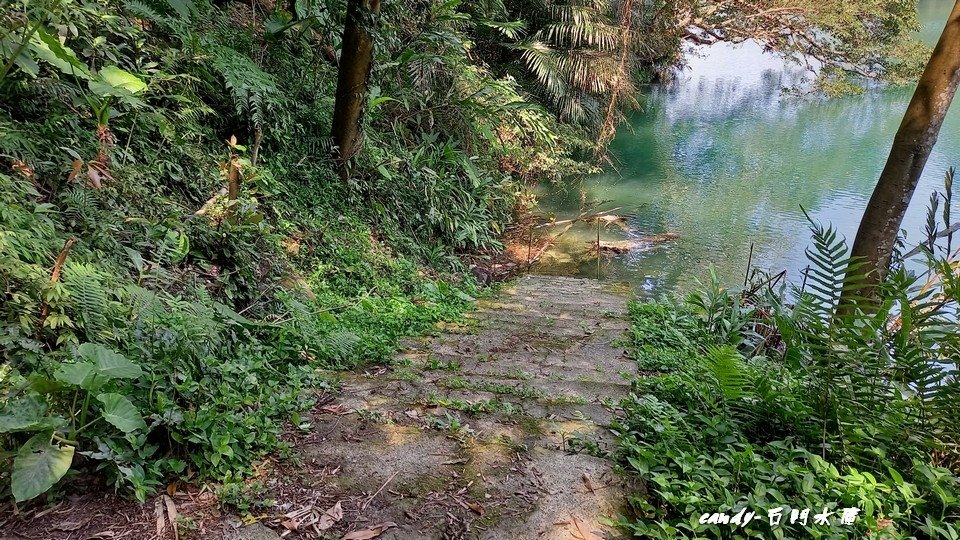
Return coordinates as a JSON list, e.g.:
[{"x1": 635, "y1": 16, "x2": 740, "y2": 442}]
[
  {"x1": 0, "y1": 0, "x2": 594, "y2": 504},
  {"x1": 615, "y1": 191, "x2": 960, "y2": 538}
]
